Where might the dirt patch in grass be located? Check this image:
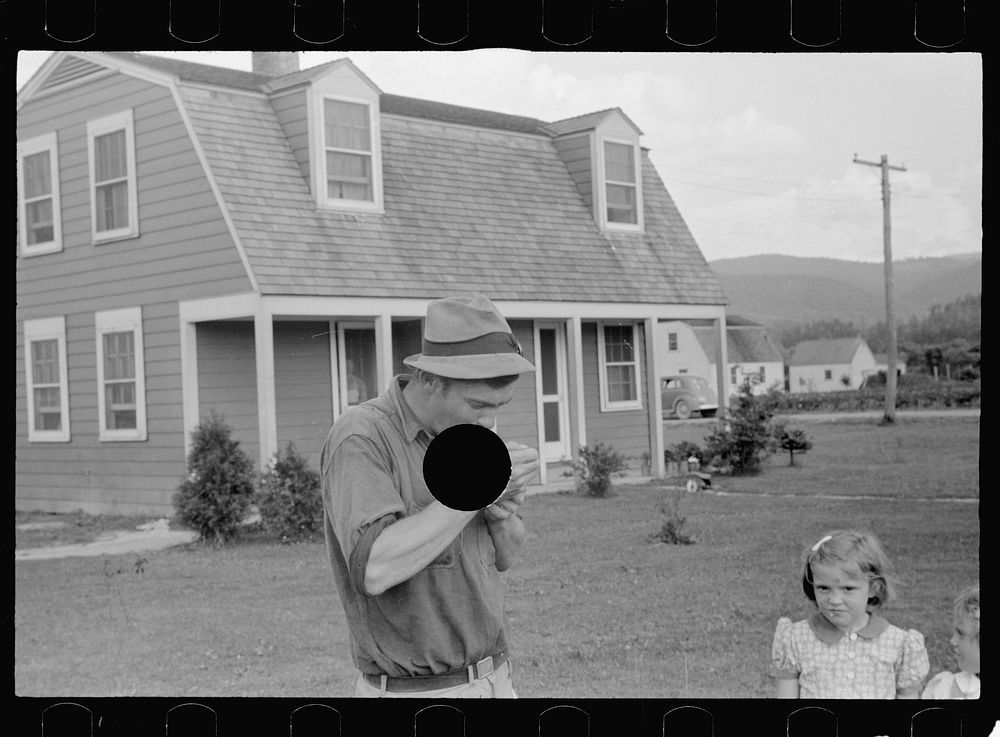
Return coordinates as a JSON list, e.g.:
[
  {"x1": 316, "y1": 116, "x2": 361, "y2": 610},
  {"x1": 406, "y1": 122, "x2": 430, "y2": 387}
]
[{"x1": 14, "y1": 510, "x2": 186, "y2": 550}]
